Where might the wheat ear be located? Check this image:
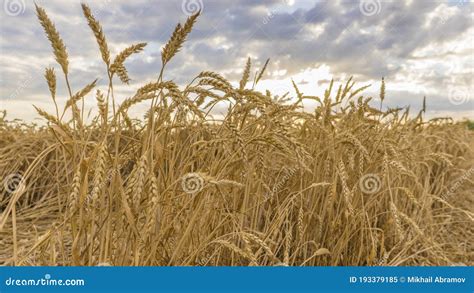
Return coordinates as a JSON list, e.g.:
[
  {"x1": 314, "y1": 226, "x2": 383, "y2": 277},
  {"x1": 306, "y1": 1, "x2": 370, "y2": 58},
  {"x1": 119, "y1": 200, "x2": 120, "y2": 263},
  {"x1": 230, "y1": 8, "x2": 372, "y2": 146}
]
[
  {"x1": 44, "y1": 67, "x2": 56, "y2": 100},
  {"x1": 239, "y1": 57, "x2": 251, "y2": 90},
  {"x1": 65, "y1": 79, "x2": 98, "y2": 110},
  {"x1": 44, "y1": 67, "x2": 59, "y2": 117}
]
